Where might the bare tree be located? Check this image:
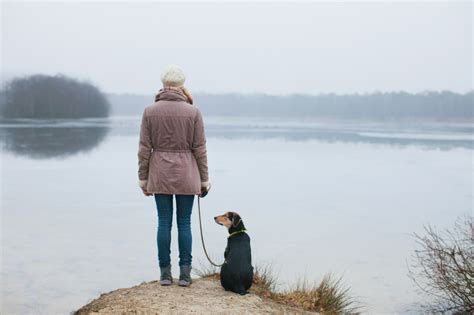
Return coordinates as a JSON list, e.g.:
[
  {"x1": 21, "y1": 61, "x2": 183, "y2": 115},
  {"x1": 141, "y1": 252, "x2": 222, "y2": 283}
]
[{"x1": 408, "y1": 216, "x2": 473, "y2": 314}]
